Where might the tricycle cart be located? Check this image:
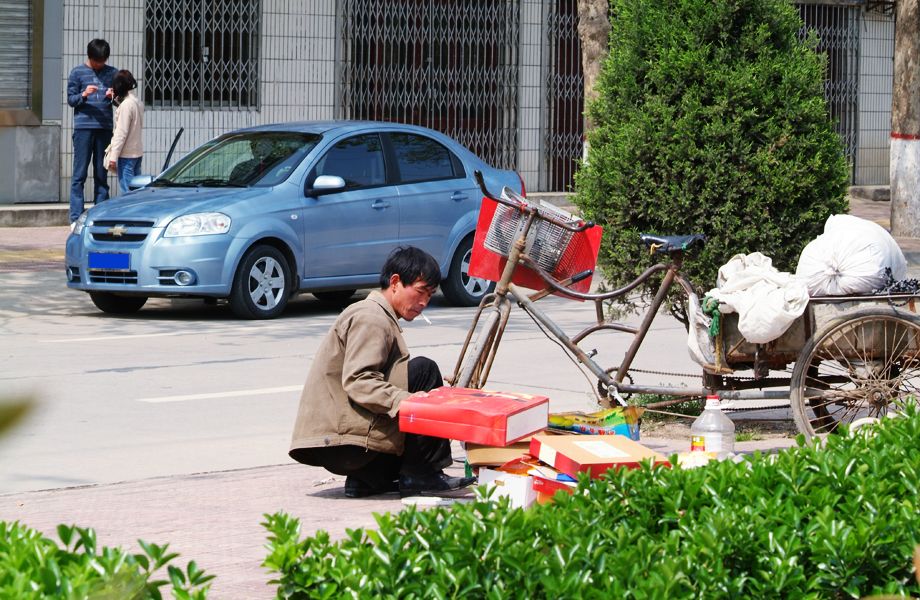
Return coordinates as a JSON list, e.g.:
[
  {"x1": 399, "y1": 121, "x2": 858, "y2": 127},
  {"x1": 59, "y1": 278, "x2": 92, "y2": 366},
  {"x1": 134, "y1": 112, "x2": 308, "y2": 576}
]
[{"x1": 453, "y1": 173, "x2": 920, "y2": 440}]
